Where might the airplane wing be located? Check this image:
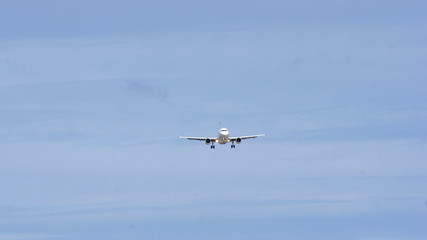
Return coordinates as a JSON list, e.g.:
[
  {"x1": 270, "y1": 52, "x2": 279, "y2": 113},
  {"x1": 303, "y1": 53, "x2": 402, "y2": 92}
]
[
  {"x1": 229, "y1": 134, "x2": 266, "y2": 141},
  {"x1": 178, "y1": 136, "x2": 217, "y2": 141}
]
